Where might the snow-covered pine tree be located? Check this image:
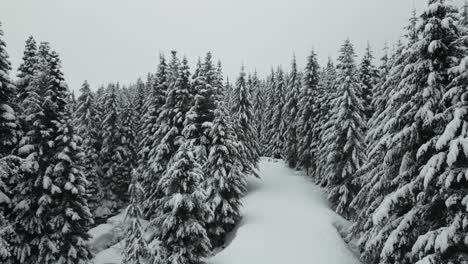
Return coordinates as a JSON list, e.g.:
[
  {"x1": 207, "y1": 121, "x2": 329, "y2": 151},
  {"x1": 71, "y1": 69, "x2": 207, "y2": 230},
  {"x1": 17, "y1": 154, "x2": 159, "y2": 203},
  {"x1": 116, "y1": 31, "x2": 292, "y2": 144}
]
[
  {"x1": 204, "y1": 102, "x2": 246, "y2": 247},
  {"x1": 74, "y1": 80, "x2": 103, "y2": 215},
  {"x1": 12, "y1": 44, "x2": 92, "y2": 264},
  {"x1": 100, "y1": 83, "x2": 127, "y2": 210},
  {"x1": 297, "y1": 50, "x2": 320, "y2": 175},
  {"x1": 16, "y1": 36, "x2": 37, "y2": 105},
  {"x1": 321, "y1": 39, "x2": 367, "y2": 218},
  {"x1": 145, "y1": 54, "x2": 192, "y2": 218},
  {"x1": 262, "y1": 70, "x2": 276, "y2": 157},
  {"x1": 314, "y1": 58, "x2": 336, "y2": 179},
  {"x1": 282, "y1": 56, "x2": 302, "y2": 168},
  {"x1": 231, "y1": 66, "x2": 260, "y2": 177},
  {"x1": 358, "y1": 2, "x2": 465, "y2": 263},
  {"x1": 41, "y1": 110, "x2": 93, "y2": 264},
  {"x1": 119, "y1": 97, "x2": 138, "y2": 204},
  {"x1": 122, "y1": 170, "x2": 148, "y2": 264},
  {"x1": 0, "y1": 22, "x2": 19, "y2": 157},
  {"x1": 139, "y1": 55, "x2": 169, "y2": 211},
  {"x1": 250, "y1": 71, "x2": 265, "y2": 155},
  {"x1": 150, "y1": 144, "x2": 211, "y2": 264},
  {"x1": 359, "y1": 43, "x2": 379, "y2": 121},
  {"x1": 266, "y1": 68, "x2": 286, "y2": 159},
  {"x1": 183, "y1": 52, "x2": 219, "y2": 163}
]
